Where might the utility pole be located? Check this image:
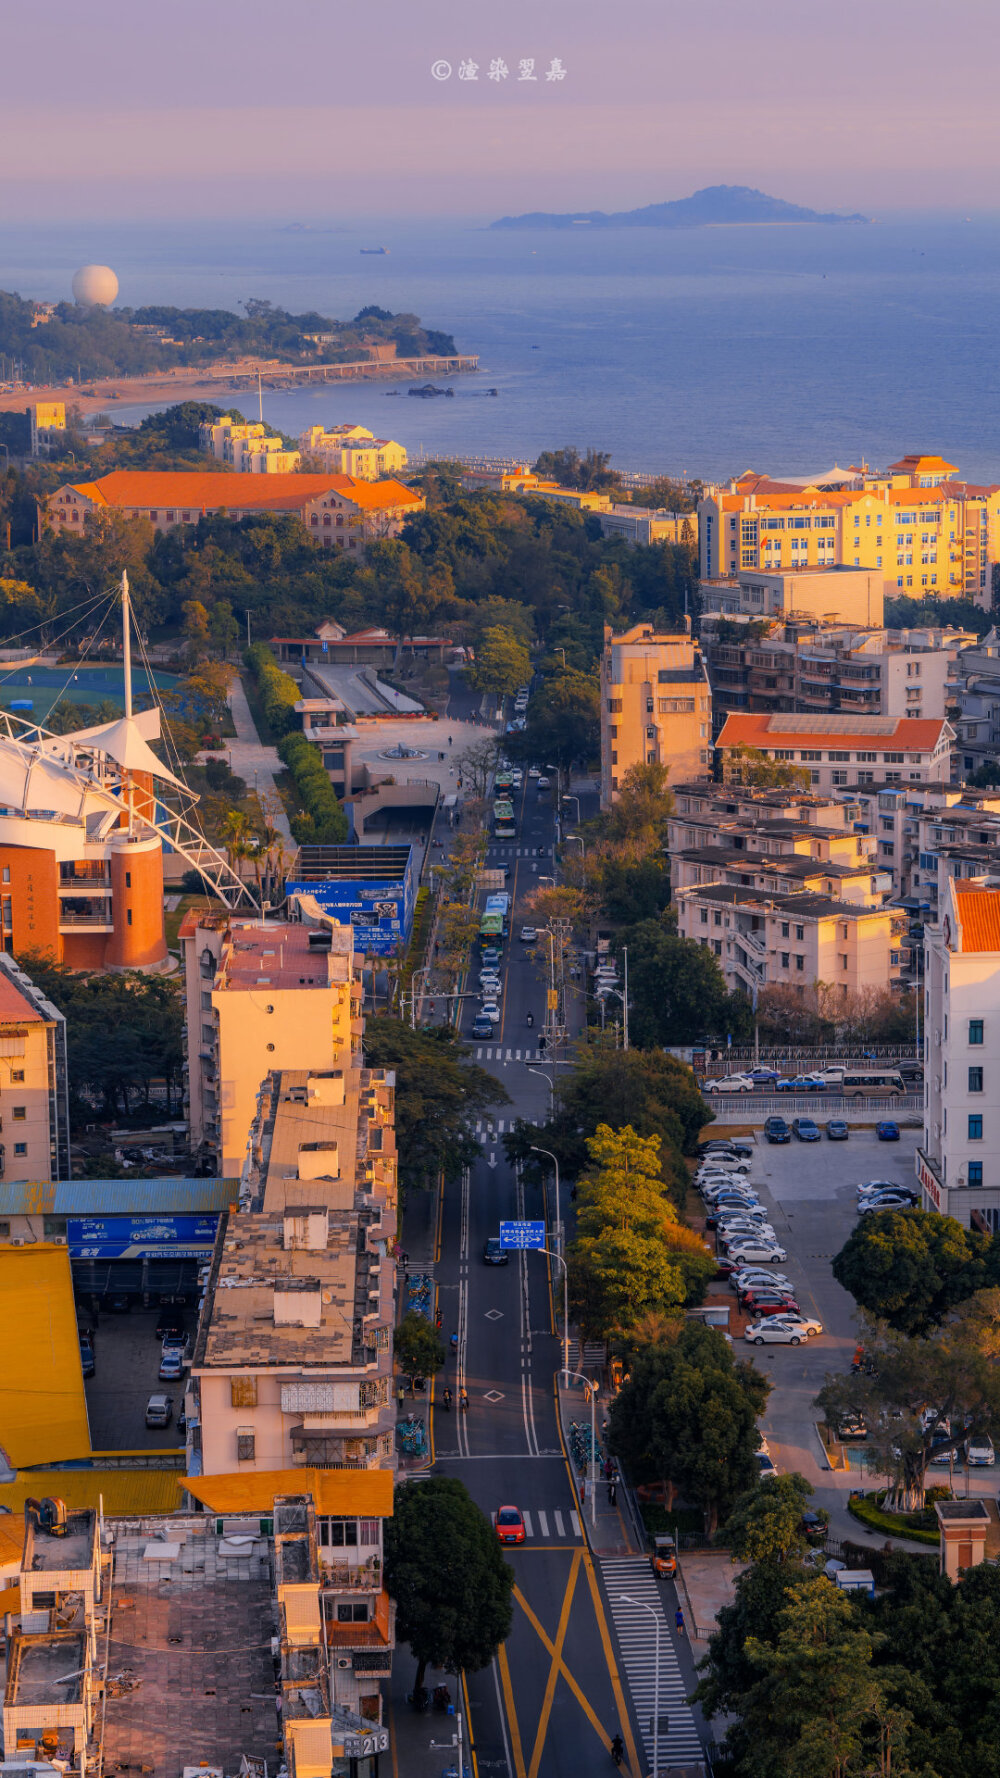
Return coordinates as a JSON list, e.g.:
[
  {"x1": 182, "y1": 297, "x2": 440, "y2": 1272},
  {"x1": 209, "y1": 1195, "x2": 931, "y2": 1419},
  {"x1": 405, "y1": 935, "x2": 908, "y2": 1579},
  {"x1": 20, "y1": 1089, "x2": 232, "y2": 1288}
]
[
  {"x1": 245, "y1": 609, "x2": 252, "y2": 648},
  {"x1": 622, "y1": 945, "x2": 629, "y2": 1052}
]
